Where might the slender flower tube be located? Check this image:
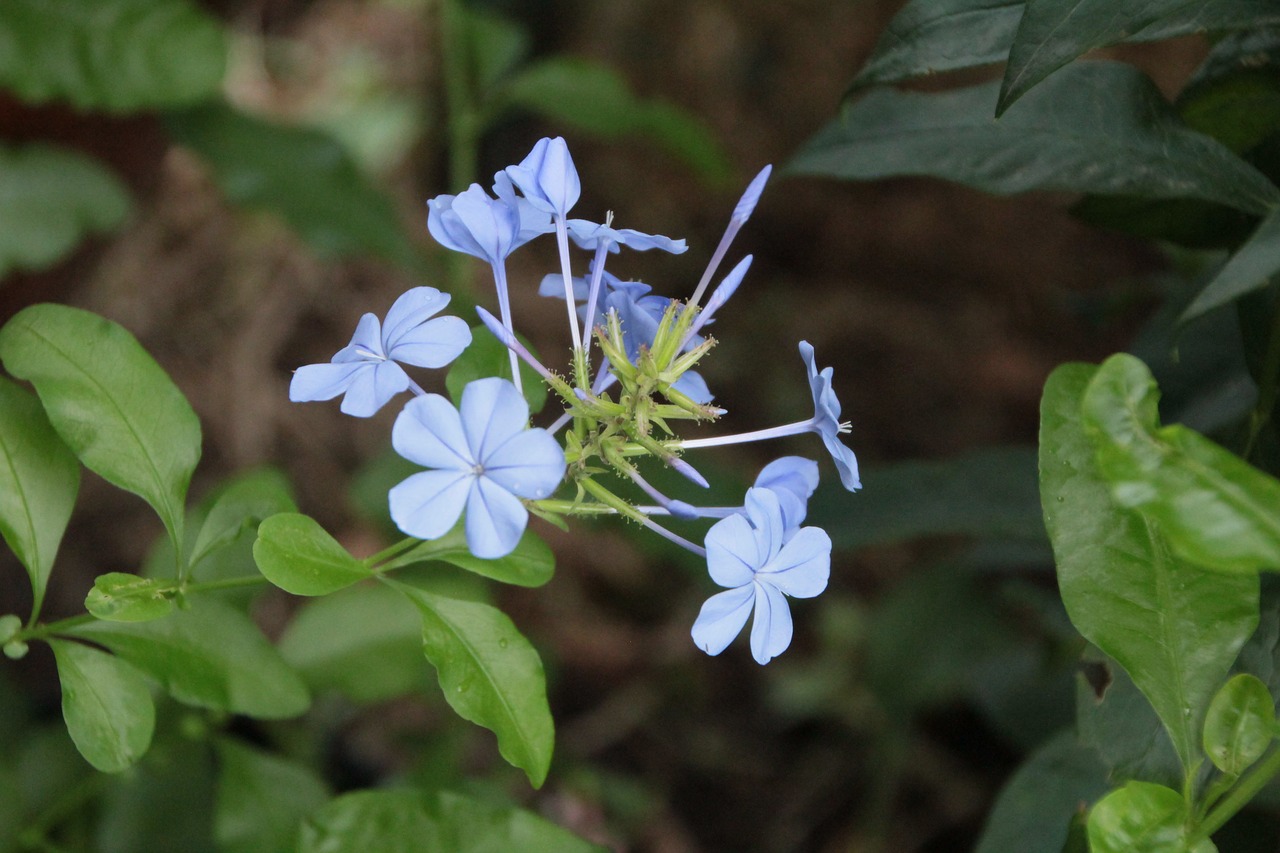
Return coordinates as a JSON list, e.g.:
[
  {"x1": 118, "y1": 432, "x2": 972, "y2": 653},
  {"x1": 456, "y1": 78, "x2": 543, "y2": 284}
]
[{"x1": 689, "y1": 165, "x2": 771, "y2": 308}]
